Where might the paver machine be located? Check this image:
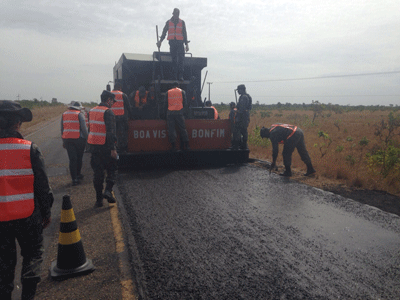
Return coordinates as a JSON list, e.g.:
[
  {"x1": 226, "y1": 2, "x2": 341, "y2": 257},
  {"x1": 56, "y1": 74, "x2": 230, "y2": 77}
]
[{"x1": 113, "y1": 51, "x2": 249, "y2": 168}]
